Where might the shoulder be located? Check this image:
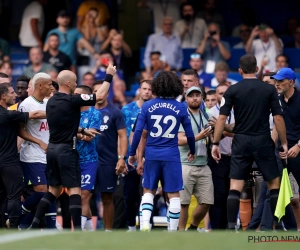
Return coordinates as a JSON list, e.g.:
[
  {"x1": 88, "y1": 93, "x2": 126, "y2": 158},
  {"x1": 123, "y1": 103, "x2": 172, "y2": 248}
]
[
  {"x1": 220, "y1": 40, "x2": 230, "y2": 48},
  {"x1": 195, "y1": 18, "x2": 206, "y2": 25}
]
